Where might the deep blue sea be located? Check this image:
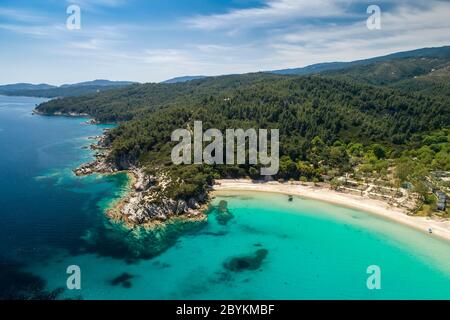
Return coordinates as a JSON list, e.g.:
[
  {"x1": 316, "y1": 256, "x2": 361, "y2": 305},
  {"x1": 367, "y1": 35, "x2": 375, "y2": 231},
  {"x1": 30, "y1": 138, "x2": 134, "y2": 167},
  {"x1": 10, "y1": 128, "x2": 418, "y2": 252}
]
[{"x1": 0, "y1": 95, "x2": 449, "y2": 300}]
